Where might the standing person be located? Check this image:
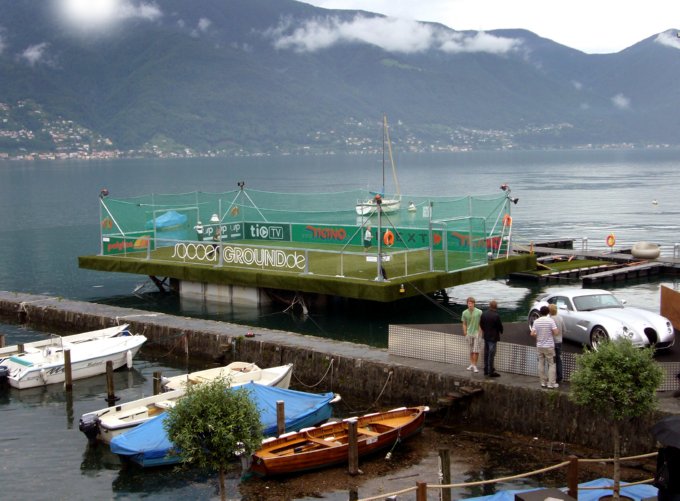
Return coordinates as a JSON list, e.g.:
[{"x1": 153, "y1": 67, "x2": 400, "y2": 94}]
[
  {"x1": 363, "y1": 225, "x2": 372, "y2": 251},
  {"x1": 530, "y1": 305, "x2": 558, "y2": 388},
  {"x1": 461, "y1": 297, "x2": 483, "y2": 373},
  {"x1": 480, "y1": 300, "x2": 503, "y2": 377},
  {"x1": 549, "y1": 304, "x2": 565, "y2": 383}
]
